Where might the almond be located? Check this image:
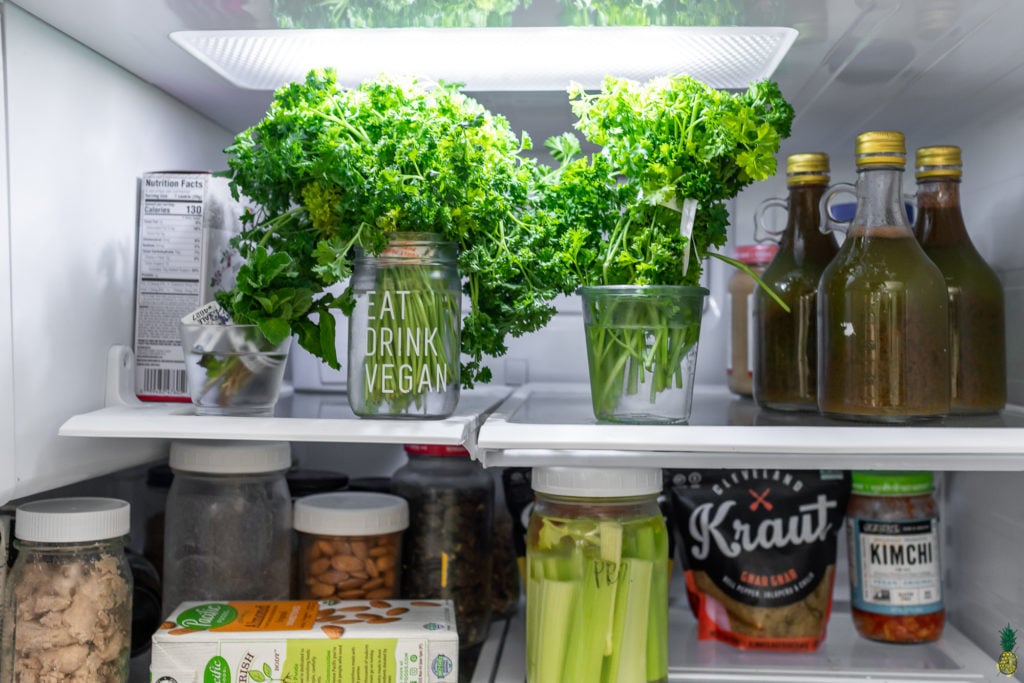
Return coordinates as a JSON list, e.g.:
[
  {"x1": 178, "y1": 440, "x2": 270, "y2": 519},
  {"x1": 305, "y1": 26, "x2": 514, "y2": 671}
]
[{"x1": 321, "y1": 625, "x2": 345, "y2": 639}]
